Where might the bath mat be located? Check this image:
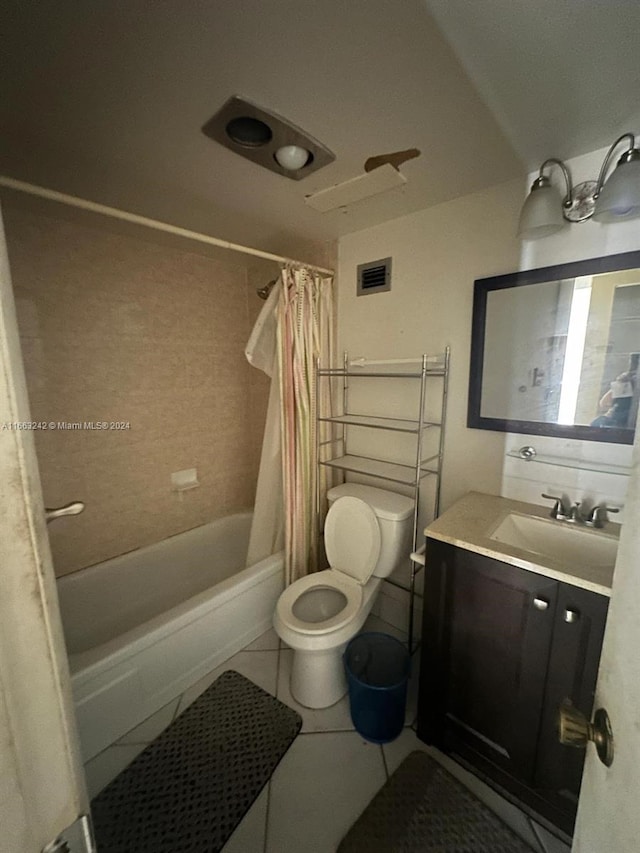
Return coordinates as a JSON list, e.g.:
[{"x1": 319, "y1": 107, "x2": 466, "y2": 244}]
[
  {"x1": 91, "y1": 670, "x2": 302, "y2": 852},
  {"x1": 338, "y1": 751, "x2": 535, "y2": 852}
]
